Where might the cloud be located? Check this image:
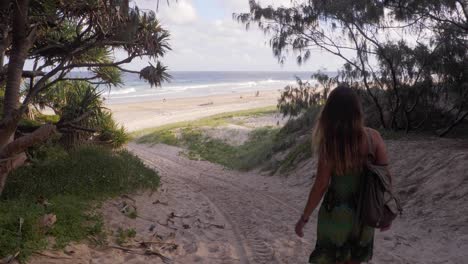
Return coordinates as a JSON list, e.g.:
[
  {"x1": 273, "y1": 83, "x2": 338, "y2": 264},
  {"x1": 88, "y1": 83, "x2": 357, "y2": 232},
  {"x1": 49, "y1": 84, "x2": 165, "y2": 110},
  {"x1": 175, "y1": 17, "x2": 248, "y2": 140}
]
[
  {"x1": 129, "y1": 0, "x2": 341, "y2": 71},
  {"x1": 222, "y1": 0, "x2": 295, "y2": 12},
  {"x1": 159, "y1": 0, "x2": 197, "y2": 25},
  {"x1": 134, "y1": 0, "x2": 197, "y2": 25}
]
